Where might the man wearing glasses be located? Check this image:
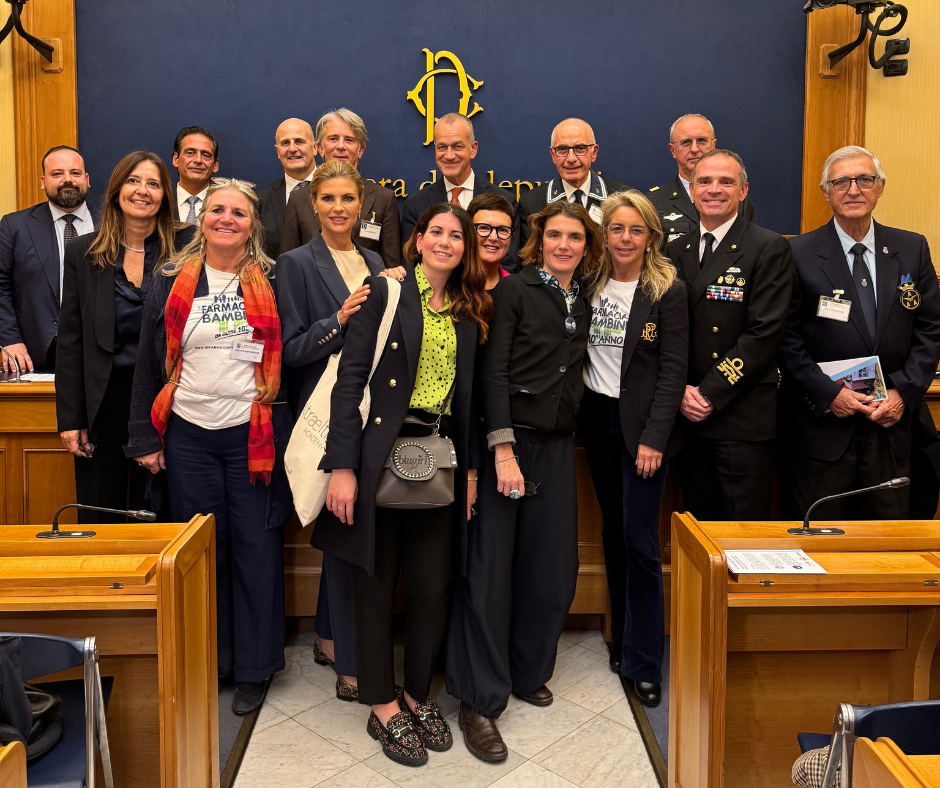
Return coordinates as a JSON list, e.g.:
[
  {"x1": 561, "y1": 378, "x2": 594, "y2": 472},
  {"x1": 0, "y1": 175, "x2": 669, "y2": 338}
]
[
  {"x1": 401, "y1": 113, "x2": 519, "y2": 269},
  {"x1": 649, "y1": 114, "x2": 756, "y2": 243},
  {"x1": 777, "y1": 146, "x2": 940, "y2": 520},
  {"x1": 516, "y1": 117, "x2": 631, "y2": 246}
]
